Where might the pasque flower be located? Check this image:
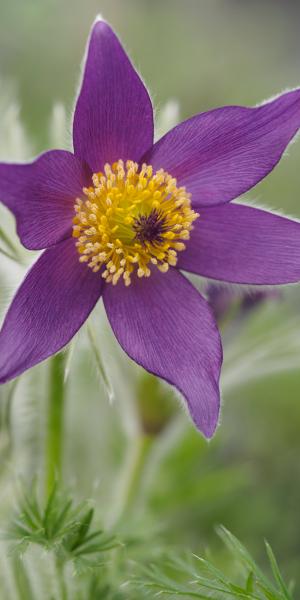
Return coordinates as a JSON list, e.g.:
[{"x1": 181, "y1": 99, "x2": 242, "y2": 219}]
[{"x1": 1, "y1": 19, "x2": 300, "y2": 437}]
